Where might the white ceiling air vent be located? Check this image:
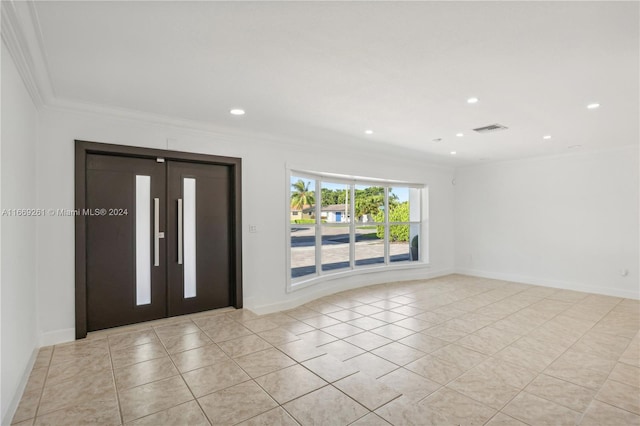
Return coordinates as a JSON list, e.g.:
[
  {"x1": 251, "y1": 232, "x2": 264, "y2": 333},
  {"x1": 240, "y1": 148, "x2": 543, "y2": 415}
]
[{"x1": 473, "y1": 124, "x2": 508, "y2": 133}]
